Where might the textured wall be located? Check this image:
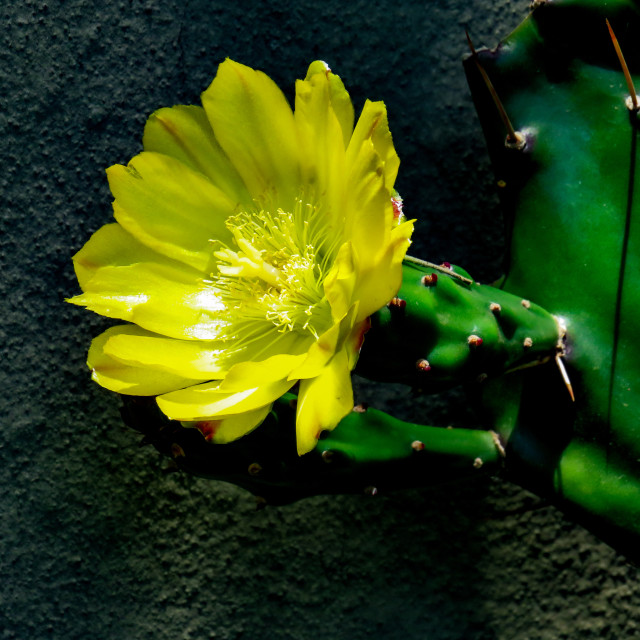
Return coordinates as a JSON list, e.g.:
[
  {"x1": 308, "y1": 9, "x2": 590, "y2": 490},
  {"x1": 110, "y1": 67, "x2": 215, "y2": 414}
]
[{"x1": 3, "y1": 0, "x2": 640, "y2": 638}]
